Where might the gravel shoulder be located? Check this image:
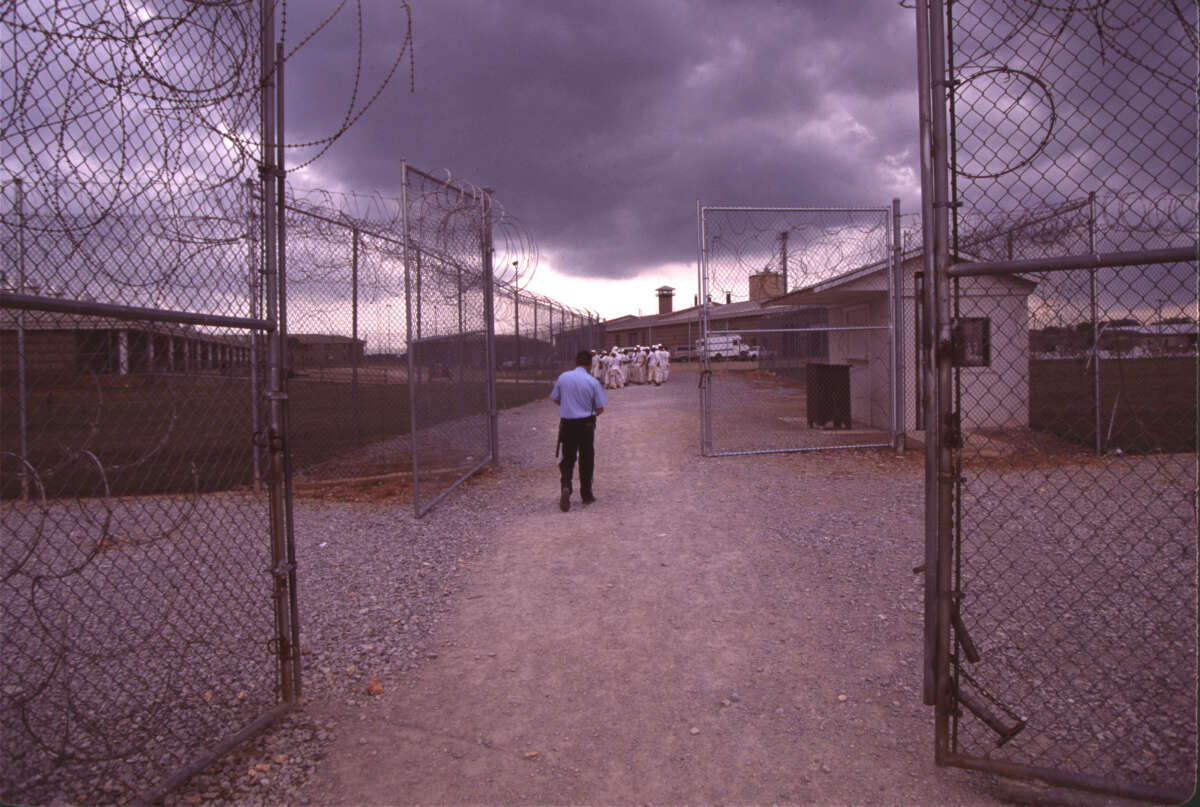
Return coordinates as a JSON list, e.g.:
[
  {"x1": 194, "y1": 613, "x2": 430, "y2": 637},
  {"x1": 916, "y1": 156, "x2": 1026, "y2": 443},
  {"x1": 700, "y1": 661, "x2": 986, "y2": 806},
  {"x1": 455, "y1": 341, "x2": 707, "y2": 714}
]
[{"x1": 169, "y1": 367, "x2": 1157, "y2": 806}]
